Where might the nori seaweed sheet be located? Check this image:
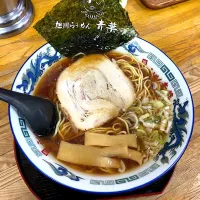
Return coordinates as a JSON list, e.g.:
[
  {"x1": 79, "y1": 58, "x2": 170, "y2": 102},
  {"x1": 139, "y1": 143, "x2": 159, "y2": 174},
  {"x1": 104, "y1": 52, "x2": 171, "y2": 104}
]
[{"x1": 34, "y1": 0, "x2": 137, "y2": 57}]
